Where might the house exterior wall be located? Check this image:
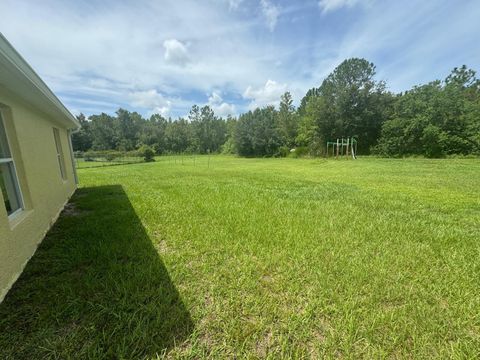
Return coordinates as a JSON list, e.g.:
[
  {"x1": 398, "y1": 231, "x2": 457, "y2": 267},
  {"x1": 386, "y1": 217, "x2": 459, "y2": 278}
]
[{"x1": 0, "y1": 88, "x2": 77, "y2": 302}]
